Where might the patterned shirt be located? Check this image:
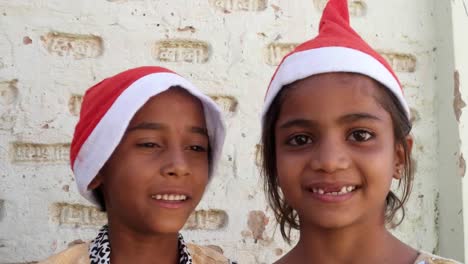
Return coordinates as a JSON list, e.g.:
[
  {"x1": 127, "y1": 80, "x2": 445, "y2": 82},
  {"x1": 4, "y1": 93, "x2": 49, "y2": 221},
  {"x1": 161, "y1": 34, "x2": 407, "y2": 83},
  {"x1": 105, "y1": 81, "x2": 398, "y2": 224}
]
[{"x1": 89, "y1": 225, "x2": 193, "y2": 264}]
